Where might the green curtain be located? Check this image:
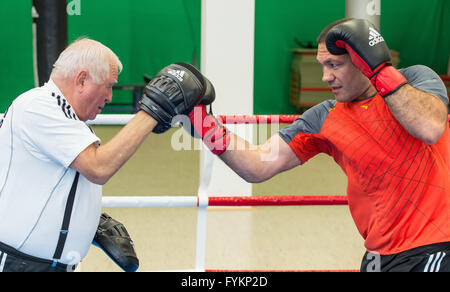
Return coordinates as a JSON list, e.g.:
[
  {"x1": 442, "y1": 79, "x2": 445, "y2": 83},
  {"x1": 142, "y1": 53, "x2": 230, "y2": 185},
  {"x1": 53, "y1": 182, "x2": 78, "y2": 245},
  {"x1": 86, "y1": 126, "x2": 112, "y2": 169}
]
[
  {"x1": 0, "y1": 1, "x2": 34, "y2": 111},
  {"x1": 381, "y1": 0, "x2": 450, "y2": 73},
  {"x1": 254, "y1": 0, "x2": 345, "y2": 115}
]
